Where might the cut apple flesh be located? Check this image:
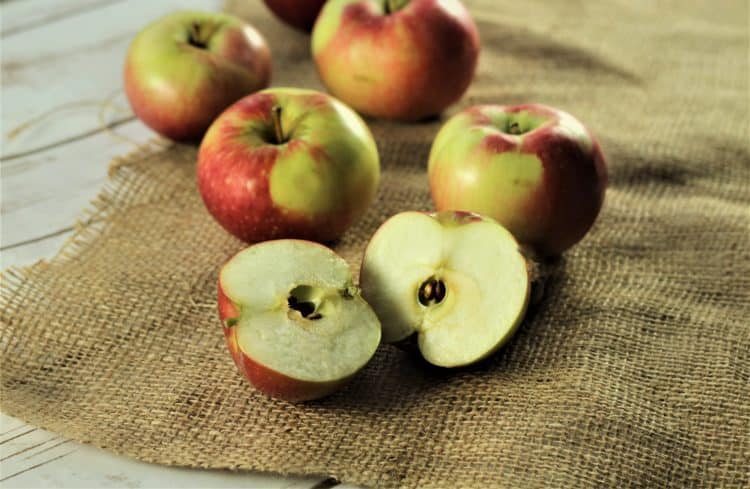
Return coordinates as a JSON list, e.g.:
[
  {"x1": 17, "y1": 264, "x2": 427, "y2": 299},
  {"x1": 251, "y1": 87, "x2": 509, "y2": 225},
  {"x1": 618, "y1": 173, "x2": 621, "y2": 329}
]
[
  {"x1": 360, "y1": 212, "x2": 530, "y2": 367},
  {"x1": 220, "y1": 240, "x2": 381, "y2": 385}
]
